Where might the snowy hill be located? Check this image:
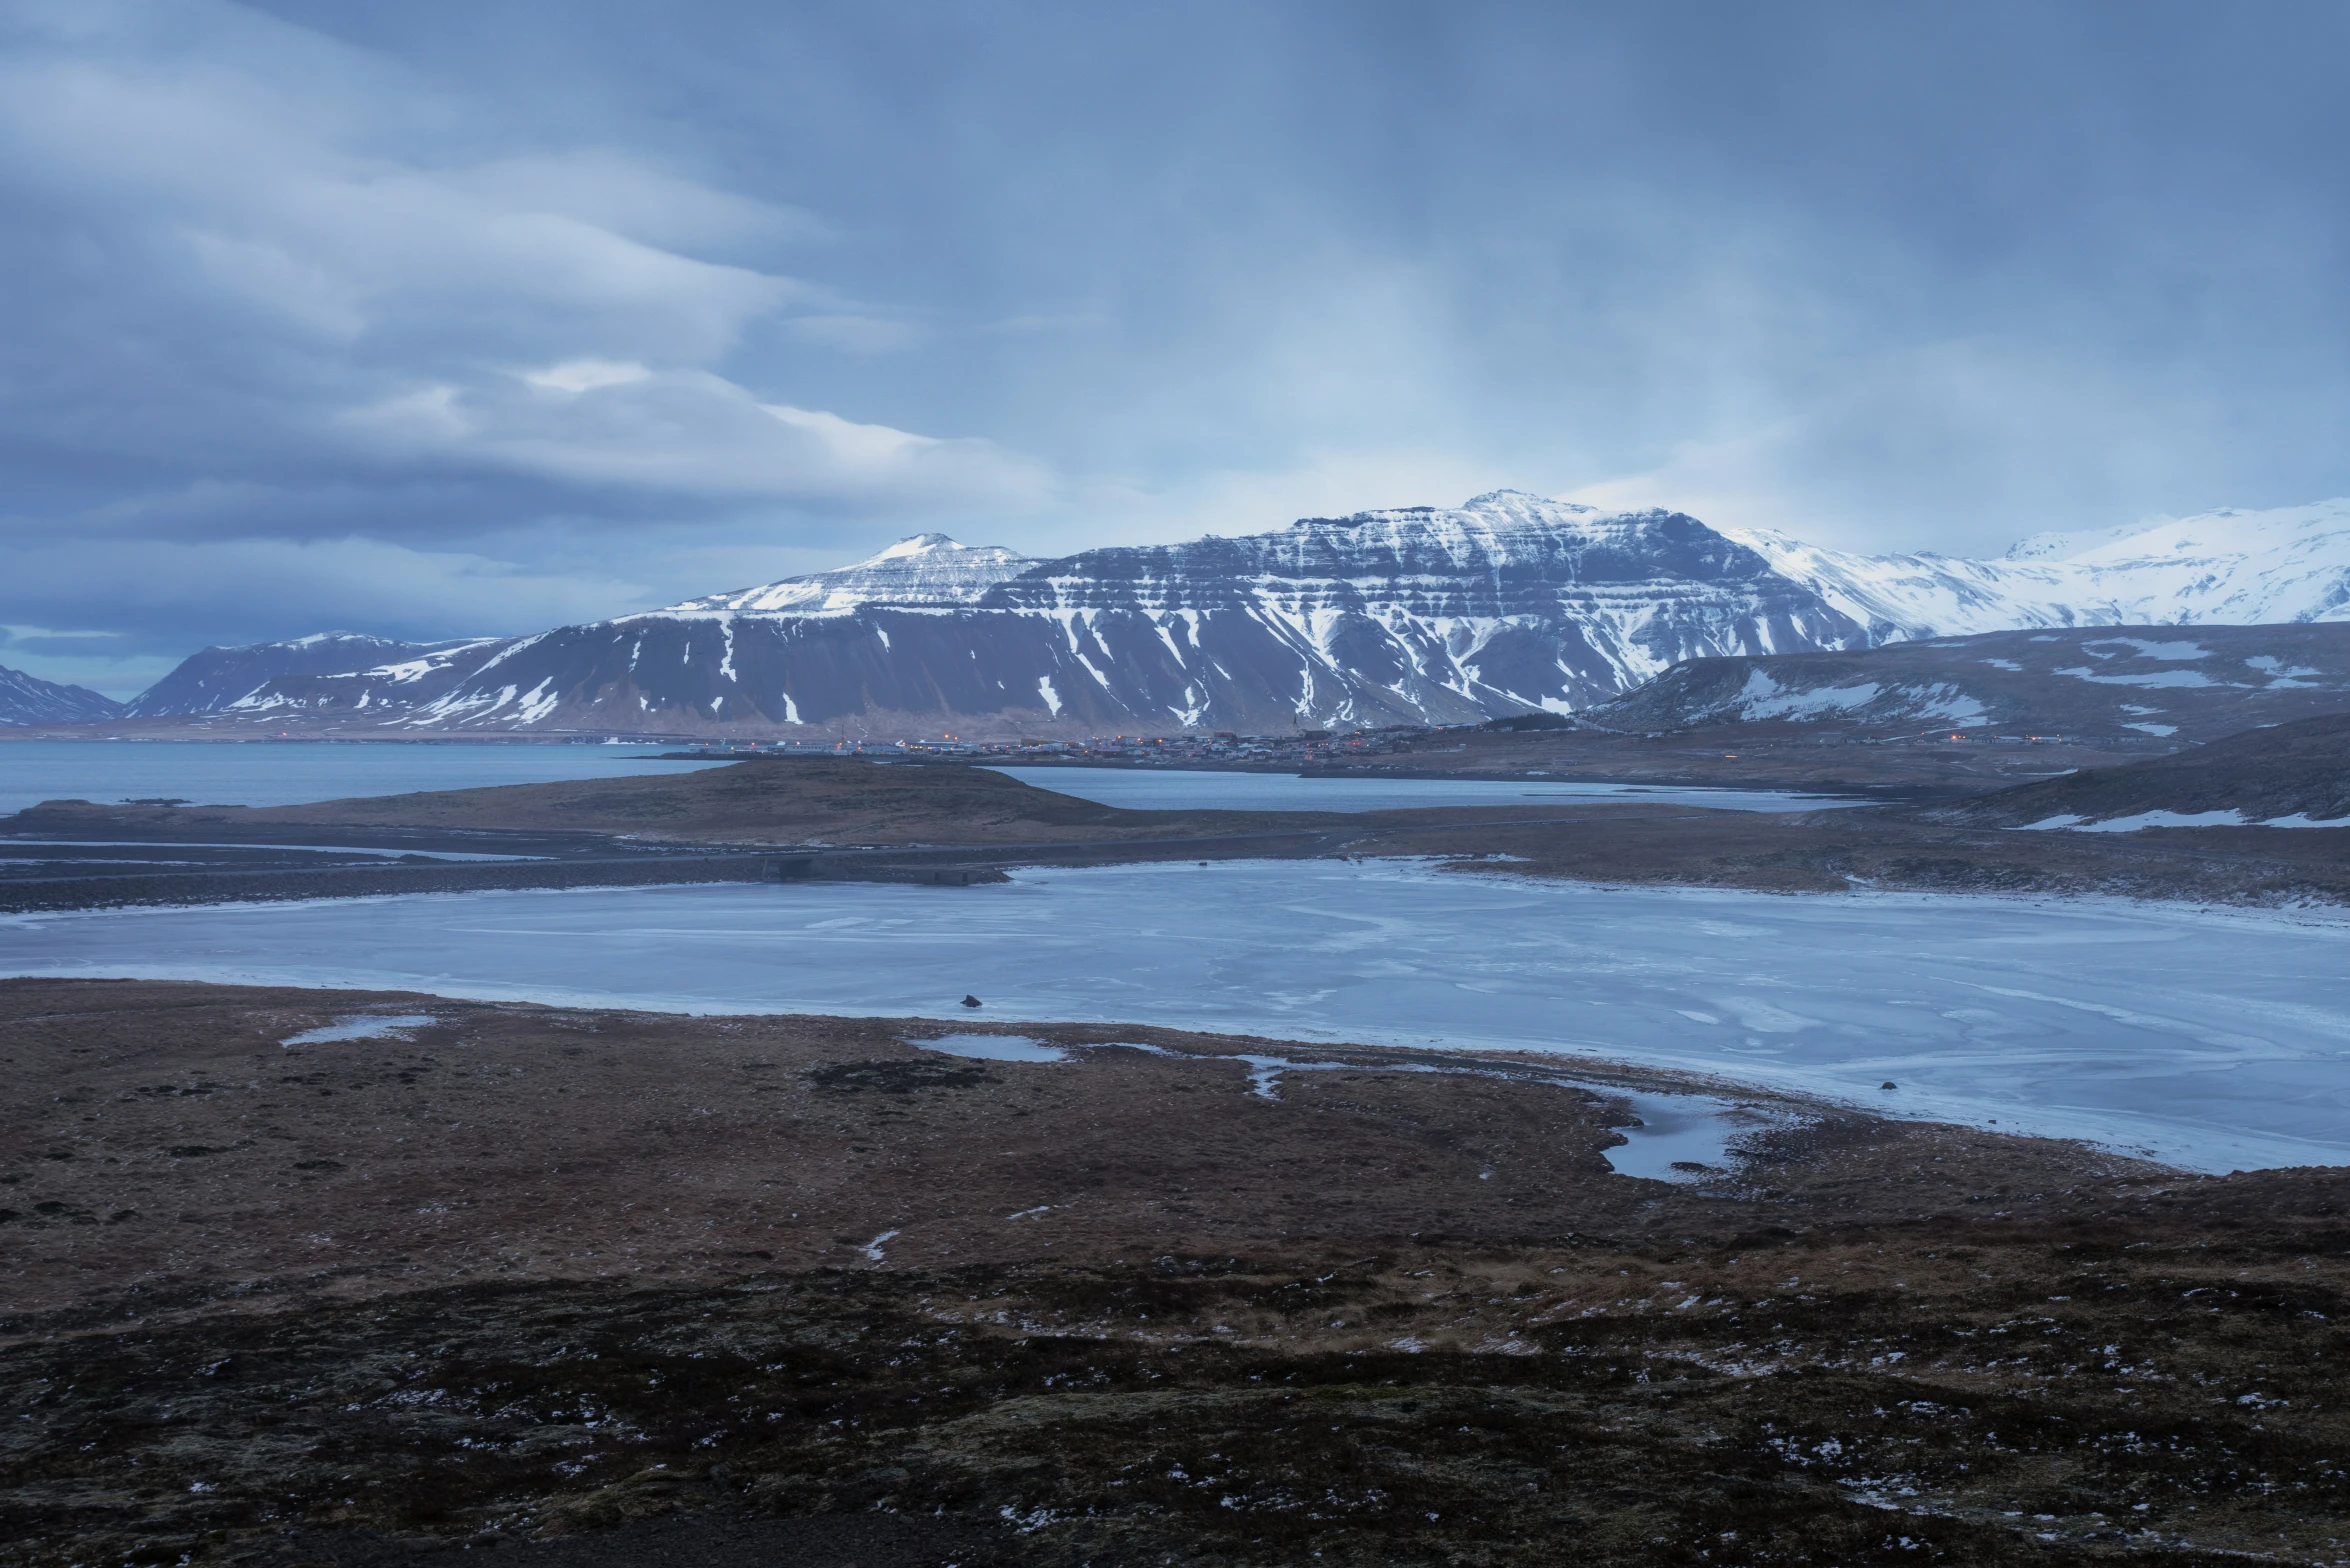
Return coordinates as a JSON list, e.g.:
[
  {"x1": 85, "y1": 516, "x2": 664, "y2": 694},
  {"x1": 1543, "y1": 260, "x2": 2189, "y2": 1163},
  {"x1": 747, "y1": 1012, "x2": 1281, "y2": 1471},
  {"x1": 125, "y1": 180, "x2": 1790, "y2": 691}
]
[
  {"x1": 128, "y1": 494, "x2": 1872, "y2": 734},
  {"x1": 123, "y1": 632, "x2": 487, "y2": 718},
  {"x1": 0, "y1": 663, "x2": 124, "y2": 726},
  {"x1": 118, "y1": 493, "x2": 2350, "y2": 736},
  {"x1": 1588, "y1": 623, "x2": 2350, "y2": 742},
  {"x1": 1726, "y1": 498, "x2": 2350, "y2": 639}
]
